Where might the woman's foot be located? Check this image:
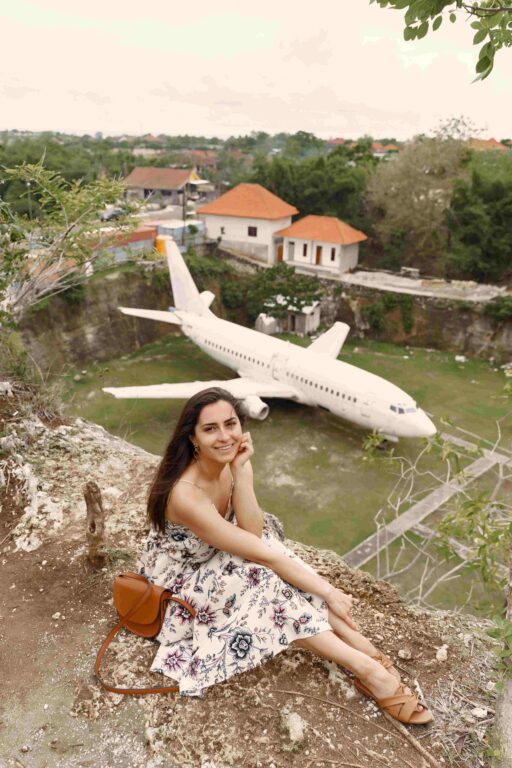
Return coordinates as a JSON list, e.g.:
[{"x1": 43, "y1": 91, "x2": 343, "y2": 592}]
[
  {"x1": 358, "y1": 662, "x2": 432, "y2": 723},
  {"x1": 371, "y1": 650, "x2": 401, "y2": 682}
]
